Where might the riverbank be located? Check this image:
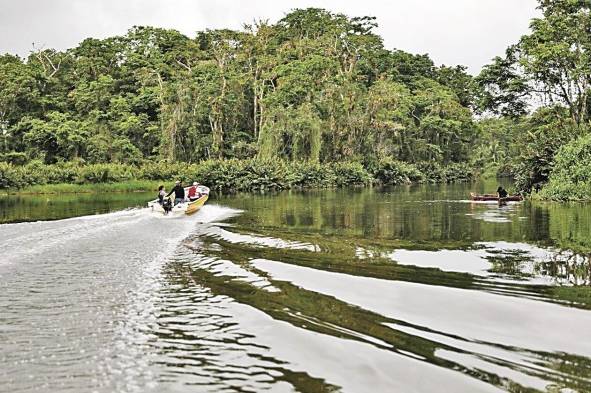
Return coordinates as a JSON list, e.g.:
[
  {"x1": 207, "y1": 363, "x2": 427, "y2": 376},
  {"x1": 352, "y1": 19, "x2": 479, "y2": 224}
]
[{"x1": 0, "y1": 159, "x2": 475, "y2": 194}]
